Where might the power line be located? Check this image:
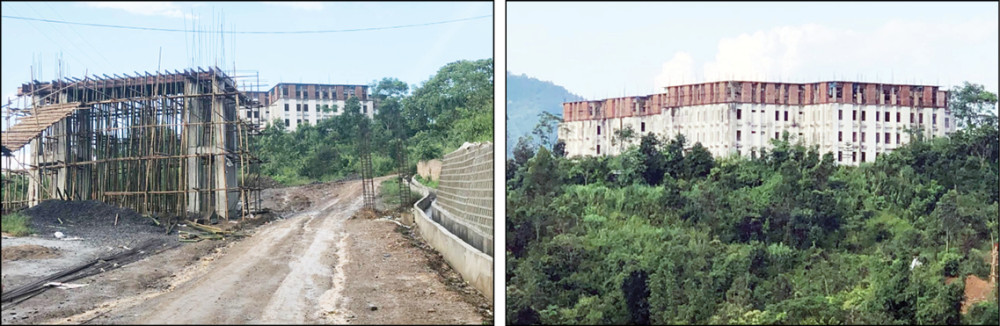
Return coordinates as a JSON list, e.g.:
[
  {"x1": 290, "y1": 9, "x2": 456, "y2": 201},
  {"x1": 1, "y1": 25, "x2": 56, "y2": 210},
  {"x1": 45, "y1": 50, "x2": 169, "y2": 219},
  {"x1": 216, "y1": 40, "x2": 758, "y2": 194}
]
[{"x1": 1, "y1": 14, "x2": 491, "y2": 34}]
